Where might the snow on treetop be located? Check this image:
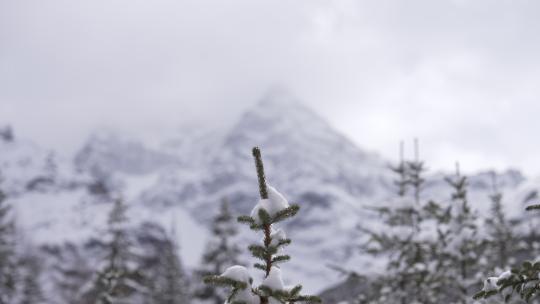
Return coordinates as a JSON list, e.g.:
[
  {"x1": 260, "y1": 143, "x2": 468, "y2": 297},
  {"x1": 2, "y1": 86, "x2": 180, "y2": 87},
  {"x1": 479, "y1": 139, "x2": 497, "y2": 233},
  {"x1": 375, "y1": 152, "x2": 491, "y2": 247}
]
[
  {"x1": 483, "y1": 277, "x2": 499, "y2": 292},
  {"x1": 262, "y1": 267, "x2": 285, "y2": 291},
  {"x1": 220, "y1": 266, "x2": 261, "y2": 304},
  {"x1": 270, "y1": 228, "x2": 287, "y2": 247},
  {"x1": 221, "y1": 265, "x2": 251, "y2": 283},
  {"x1": 231, "y1": 288, "x2": 261, "y2": 304},
  {"x1": 250, "y1": 185, "x2": 289, "y2": 223},
  {"x1": 482, "y1": 271, "x2": 511, "y2": 293},
  {"x1": 499, "y1": 270, "x2": 512, "y2": 280}
]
